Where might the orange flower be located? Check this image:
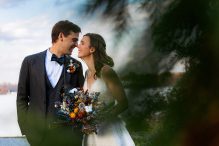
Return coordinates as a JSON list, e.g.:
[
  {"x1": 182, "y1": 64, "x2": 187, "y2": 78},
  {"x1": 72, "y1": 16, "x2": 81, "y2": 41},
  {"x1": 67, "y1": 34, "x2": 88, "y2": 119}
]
[
  {"x1": 74, "y1": 107, "x2": 79, "y2": 113},
  {"x1": 69, "y1": 112, "x2": 76, "y2": 119},
  {"x1": 69, "y1": 66, "x2": 76, "y2": 73}
]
